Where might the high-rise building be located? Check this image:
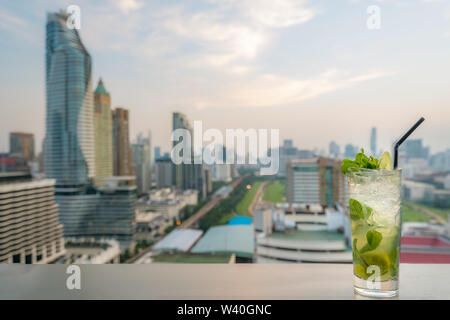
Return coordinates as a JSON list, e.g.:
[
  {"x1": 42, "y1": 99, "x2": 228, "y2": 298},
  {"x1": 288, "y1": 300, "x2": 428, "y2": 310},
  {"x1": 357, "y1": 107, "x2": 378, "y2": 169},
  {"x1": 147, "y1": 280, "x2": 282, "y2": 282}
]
[
  {"x1": 57, "y1": 177, "x2": 137, "y2": 249},
  {"x1": 172, "y1": 112, "x2": 193, "y2": 189},
  {"x1": 172, "y1": 112, "x2": 207, "y2": 199},
  {"x1": 44, "y1": 12, "x2": 135, "y2": 248},
  {"x1": 329, "y1": 141, "x2": 340, "y2": 158},
  {"x1": 94, "y1": 78, "x2": 113, "y2": 184},
  {"x1": 344, "y1": 144, "x2": 358, "y2": 159},
  {"x1": 402, "y1": 139, "x2": 429, "y2": 160},
  {"x1": 9, "y1": 132, "x2": 35, "y2": 162},
  {"x1": 370, "y1": 127, "x2": 377, "y2": 157},
  {"x1": 45, "y1": 11, "x2": 95, "y2": 187},
  {"x1": 112, "y1": 107, "x2": 133, "y2": 176},
  {"x1": 155, "y1": 156, "x2": 173, "y2": 189},
  {"x1": 286, "y1": 157, "x2": 345, "y2": 207},
  {"x1": 0, "y1": 172, "x2": 65, "y2": 263},
  {"x1": 132, "y1": 132, "x2": 151, "y2": 194},
  {"x1": 154, "y1": 146, "x2": 161, "y2": 162}
]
